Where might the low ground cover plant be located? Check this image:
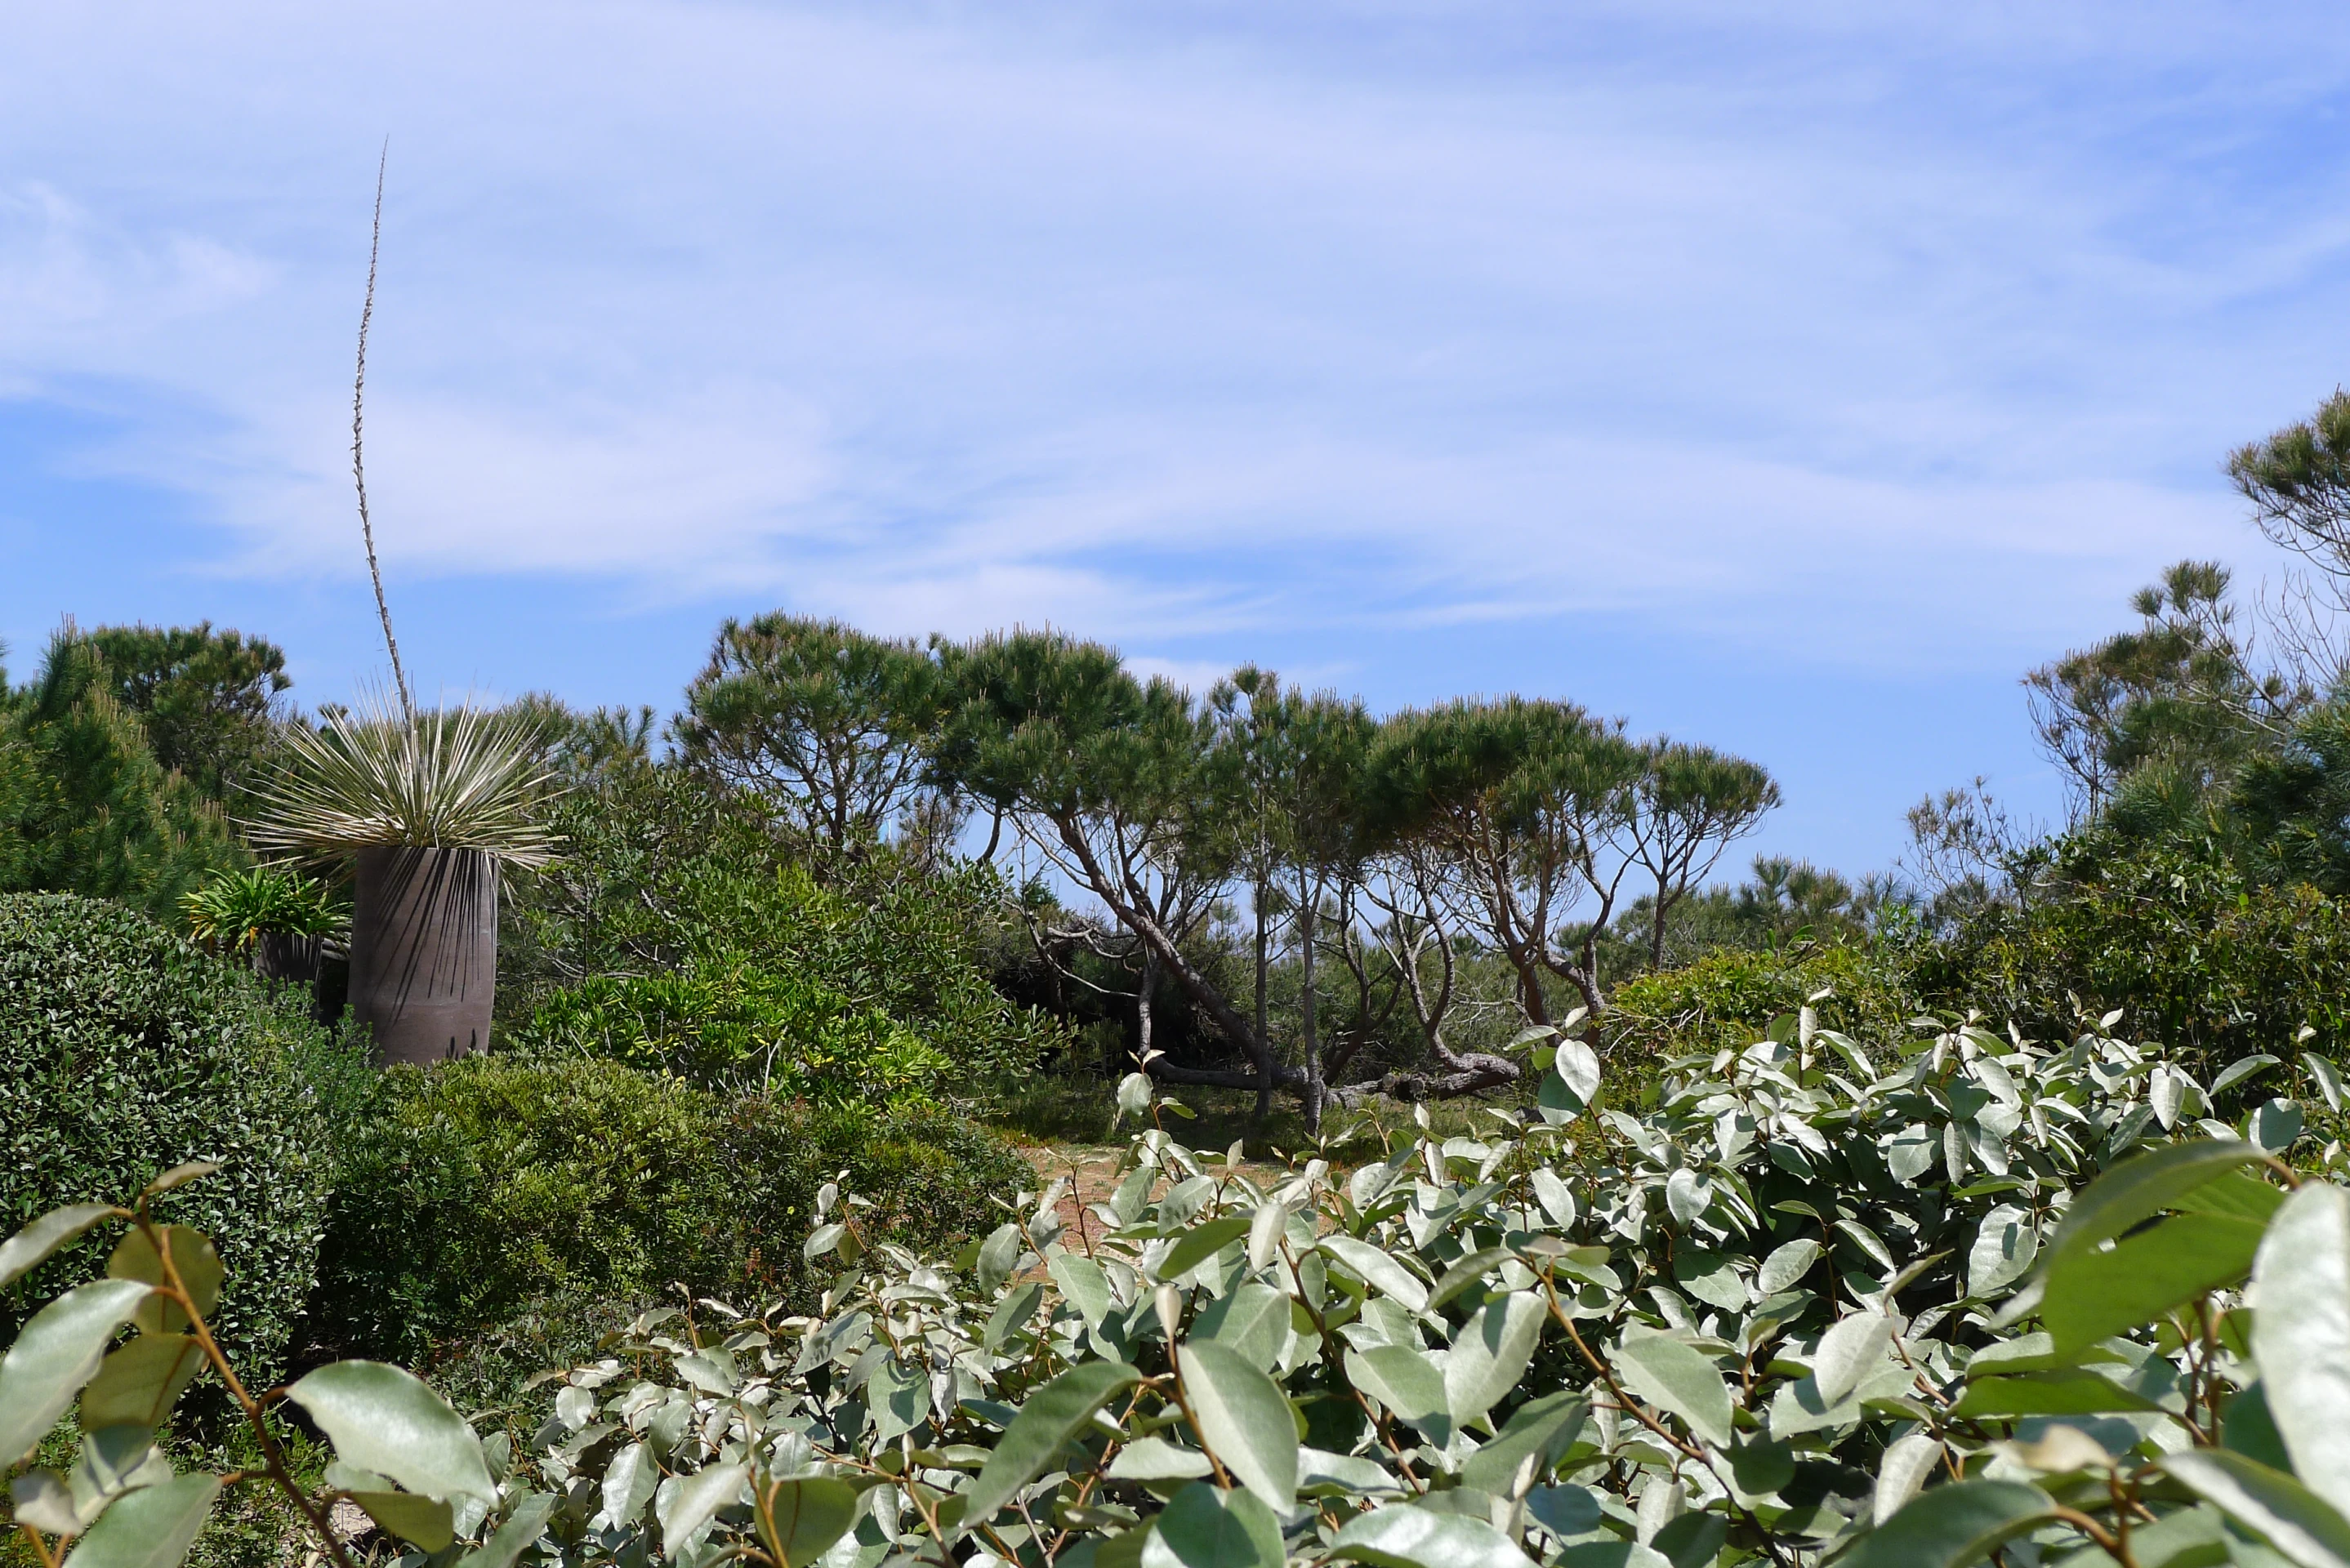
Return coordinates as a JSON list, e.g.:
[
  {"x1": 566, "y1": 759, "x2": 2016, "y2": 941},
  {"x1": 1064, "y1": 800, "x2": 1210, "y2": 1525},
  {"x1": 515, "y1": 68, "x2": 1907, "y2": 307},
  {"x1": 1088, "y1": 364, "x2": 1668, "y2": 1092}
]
[{"x1": 15, "y1": 1009, "x2": 2348, "y2": 1568}]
